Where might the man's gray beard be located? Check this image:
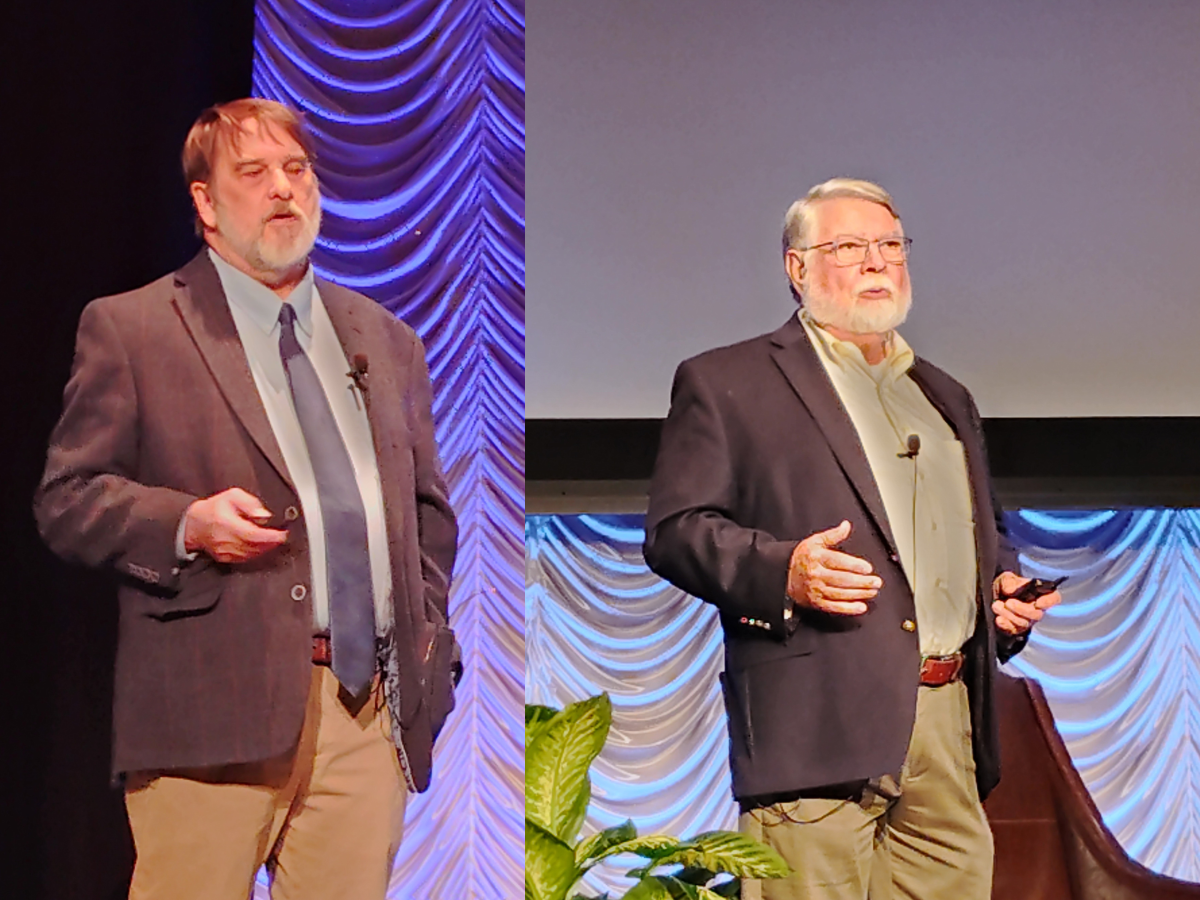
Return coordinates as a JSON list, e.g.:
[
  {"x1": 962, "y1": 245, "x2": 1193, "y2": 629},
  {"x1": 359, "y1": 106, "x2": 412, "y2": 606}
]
[
  {"x1": 217, "y1": 202, "x2": 321, "y2": 276},
  {"x1": 802, "y1": 279, "x2": 912, "y2": 335}
]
